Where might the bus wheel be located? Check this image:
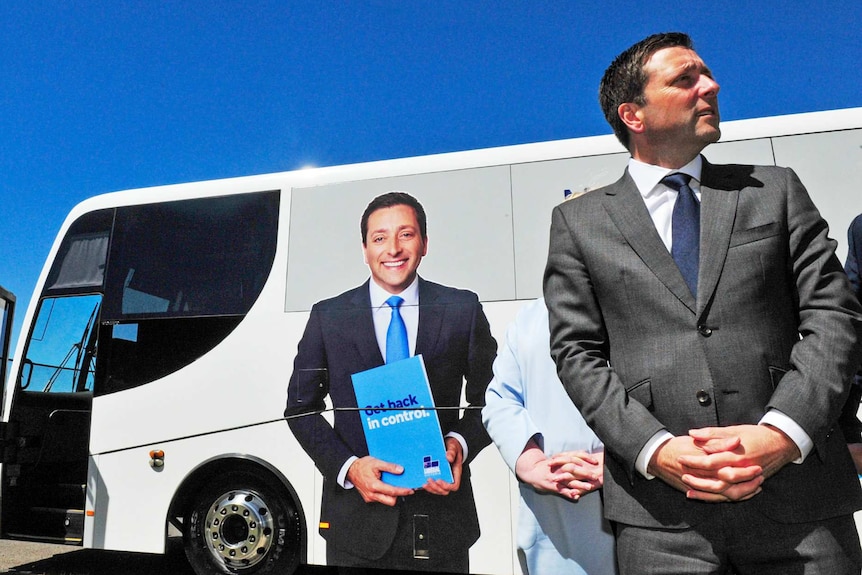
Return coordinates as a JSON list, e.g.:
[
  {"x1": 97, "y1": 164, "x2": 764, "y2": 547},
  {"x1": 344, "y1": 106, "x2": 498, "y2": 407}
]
[{"x1": 184, "y1": 471, "x2": 301, "y2": 575}]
